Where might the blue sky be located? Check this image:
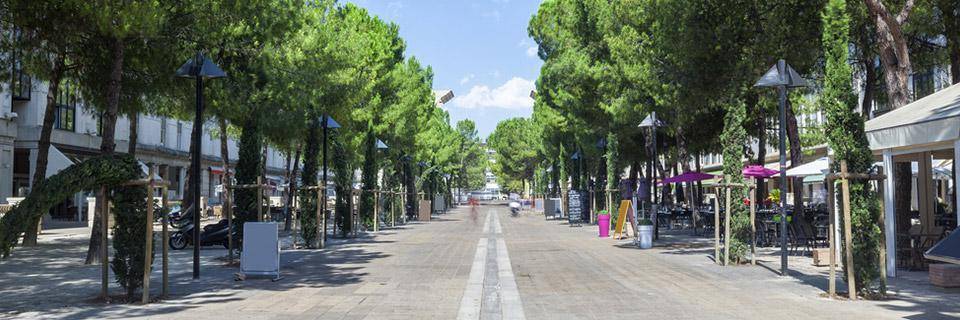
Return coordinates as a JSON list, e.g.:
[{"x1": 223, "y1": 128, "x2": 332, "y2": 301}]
[{"x1": 348, "y1": 0, "x2": 543, "y2": 139}]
